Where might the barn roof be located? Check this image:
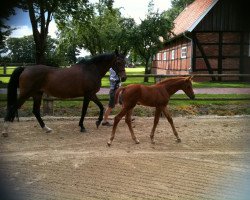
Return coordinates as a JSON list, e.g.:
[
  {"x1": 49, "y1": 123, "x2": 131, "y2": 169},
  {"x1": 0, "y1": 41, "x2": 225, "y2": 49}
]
[{"x1": 172, "y1": 0, "x2": 219, "y2": 37}]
